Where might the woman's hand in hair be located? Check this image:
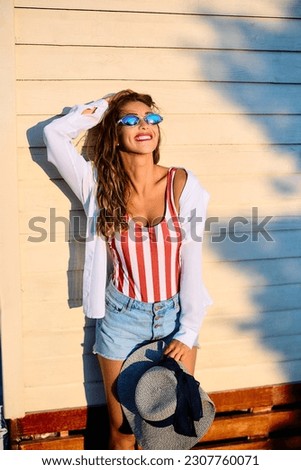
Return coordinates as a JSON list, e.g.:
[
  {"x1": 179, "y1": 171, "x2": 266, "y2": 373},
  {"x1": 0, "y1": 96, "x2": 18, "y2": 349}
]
[
  {"x1": 102, "y1": 93, "x2": 116, "y2": 104},
  {"x1": 81, "y1": 93, "x2": 115, "y2": 115},
  {"x1": 82, "y1": 107, "x2": 97, "y2": 115}
]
